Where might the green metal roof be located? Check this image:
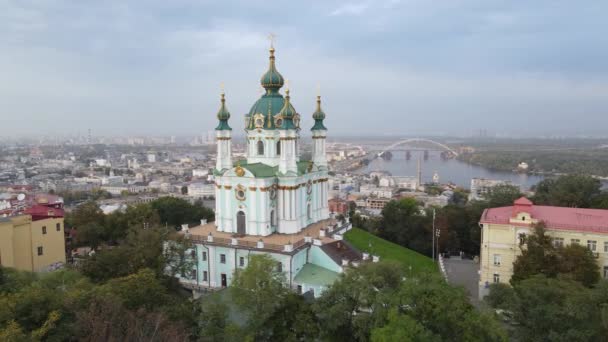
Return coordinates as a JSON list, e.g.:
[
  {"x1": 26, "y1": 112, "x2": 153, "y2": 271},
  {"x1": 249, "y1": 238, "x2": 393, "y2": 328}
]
[
  {"x1": 240, "y1": 162, "x2": 278, "y2": 177},
  {"x1": 247, "y1": 92, "x2": 285, "y2": 130},
  {"x1": 293, "y1": 263, "x2": 339, "y2": 287},
  {"x1": 215, "y1": 93, "x2": 232, "y2": 131},
  {"x1": 233, "y1": 160, "x2": 315, "y2": 177},
  {"x1": 311, "y1": 95, "x2": 327, "y2": 131},
  {"x1": 260, "y1": 47, "x2": 284, "y2": 90}
]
